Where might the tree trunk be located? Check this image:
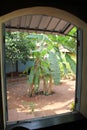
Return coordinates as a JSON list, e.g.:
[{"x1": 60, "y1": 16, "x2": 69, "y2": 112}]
[
  {"x1": 48, "y1": 76, "x2": 53, "y2": 95},
  {"x1": 29, "y1": 83, "x2": 35, "y2": 97},
  {"x1": 43, "y1": 77, "x2": 47, "y2": 95}
]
